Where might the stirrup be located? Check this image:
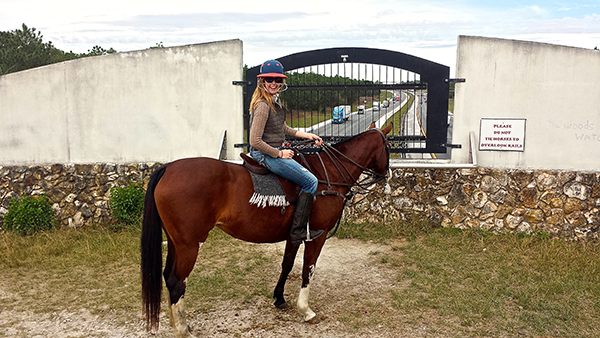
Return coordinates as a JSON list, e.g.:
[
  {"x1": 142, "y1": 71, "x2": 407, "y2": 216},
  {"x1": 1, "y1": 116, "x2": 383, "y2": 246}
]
[{"x1": 304, "y1": 223, "x2": 324, "y2": 242}]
